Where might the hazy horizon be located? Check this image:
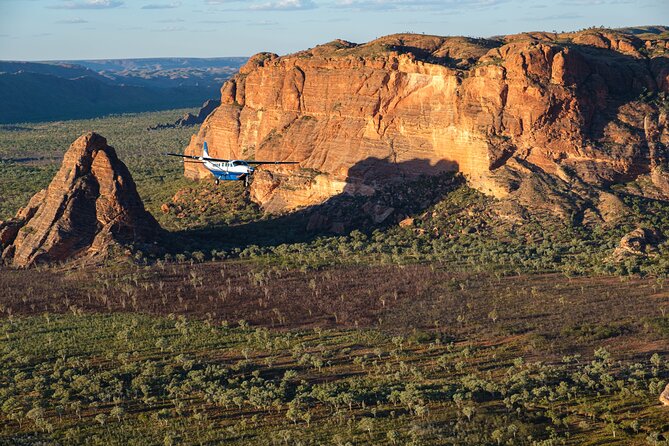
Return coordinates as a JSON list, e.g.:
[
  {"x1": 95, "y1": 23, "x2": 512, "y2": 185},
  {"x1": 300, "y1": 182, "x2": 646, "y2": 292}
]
[
  {"x1": 0, "y1": 0, "x2": 667, "y2": 61},
  {"x1": 1, "y1": 56, "x2": 248, "y2": 62}
]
